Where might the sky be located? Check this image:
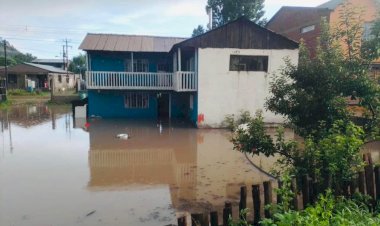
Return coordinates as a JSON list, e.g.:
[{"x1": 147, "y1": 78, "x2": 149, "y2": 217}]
[{"x1": 0, "y1": 0, "x2": 328, "y2": 59}]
